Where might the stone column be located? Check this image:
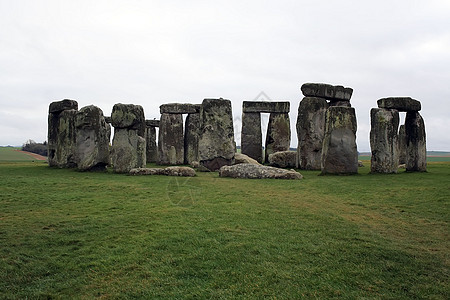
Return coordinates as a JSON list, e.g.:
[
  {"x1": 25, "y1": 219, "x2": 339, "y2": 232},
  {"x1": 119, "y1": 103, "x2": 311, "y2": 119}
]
[
  {"x1": 296, "y1": 97, "x2": 328, "y2": 170},
  {"x1": 158, "y1": 113, "x2": 184, "y2": 165},
  {"x1": 241, "y1": 112, "x2": 262, "y2": 163},
  {"x1": 75, "y1": 105, "x2": 111, "y2": 171},
  {"x1": 265, "y1": 113, "x2": 290, "y2": 163},
  {"x1": 370, "y1": 108, "x2": 400, "y2": 173},
  {"x1": 47, "y1": 99, "x2": 78, "y2": 168},
  {"x1": 321, "y1": 106, "x2": 358, "y2": 175},
  {"x1": 198, "y1": 98, "x2": 235, "y2": 171},
  {"x1": 184, "y1": 112, "x2": 200, "y2": 165},
  {"x1": 146, "y1": 126, "x2": 158, "y2": 163},
  {"x1": 405, "y1": 111, "x2": 427, "y2": 172},
  {"x1": 398, "y1": 124, "x2": 407, "y2": 165}
]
